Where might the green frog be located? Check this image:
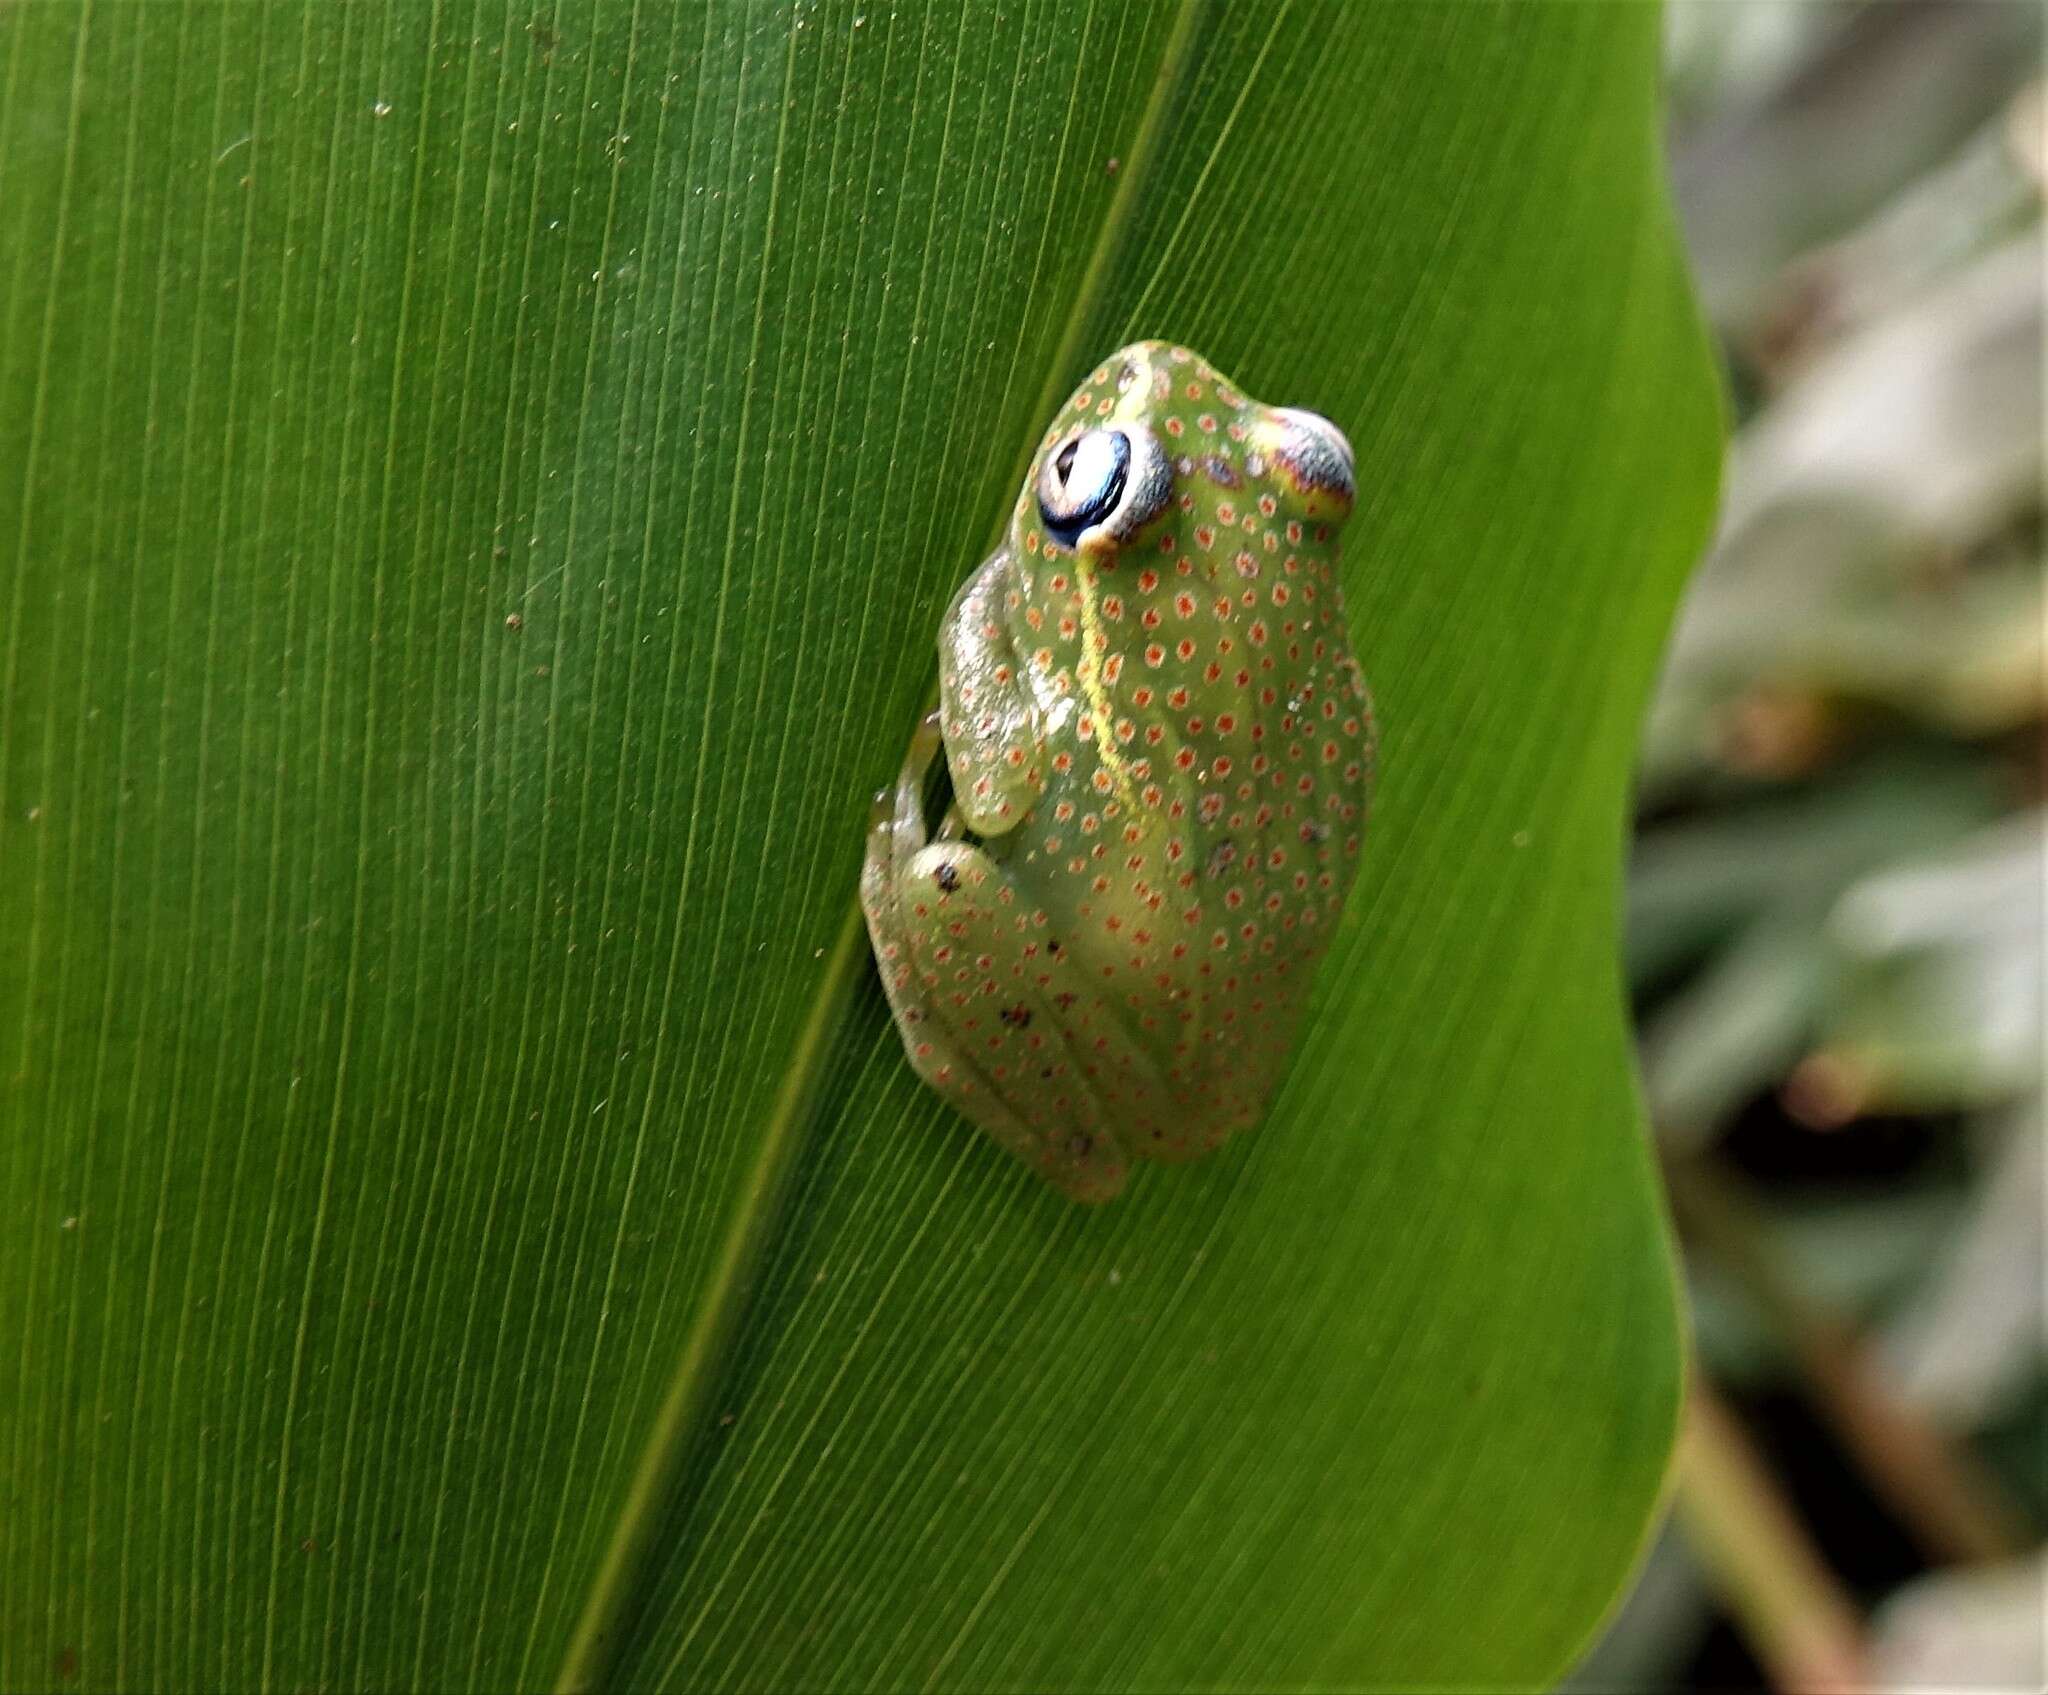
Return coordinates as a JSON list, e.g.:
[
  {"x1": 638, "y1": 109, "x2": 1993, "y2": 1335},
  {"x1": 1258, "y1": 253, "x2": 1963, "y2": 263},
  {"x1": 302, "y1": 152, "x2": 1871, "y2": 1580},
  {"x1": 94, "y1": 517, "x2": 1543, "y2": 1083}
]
[{"x1": 862, "y1": 341, "x2": 1375, "y2": 1202}]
